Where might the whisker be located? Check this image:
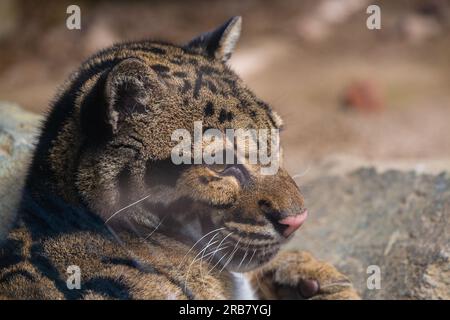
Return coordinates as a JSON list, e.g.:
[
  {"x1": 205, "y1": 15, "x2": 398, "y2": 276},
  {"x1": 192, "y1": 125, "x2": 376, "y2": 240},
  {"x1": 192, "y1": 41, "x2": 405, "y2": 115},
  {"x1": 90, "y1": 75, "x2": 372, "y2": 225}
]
[
  {"x1": 208, "y1": 234, "x2": 234, "y2": 273},
  {"x1": 292, "y1": 166, "x2": 311, "y2": 180},
  {"x1": 183, "y1": 242, "x2": 210, "y2": 292},
  {"x1": 202, "y1": 244, "x2": 230, "y2": 260},
  {"x1": 199, "y1": 232, "x2": 222, "y2": 289},
  {"x1": 206, "y1": 241, "x2": 231, "y2": 264},
  {"x1": 209, "y1": 248, "x2": 231, "y2": 273},
  {"x1": 208, "y1": 231, "x2": 234, "y2": 263},
  {"x1": 105, "y1": 193, "x2": 152, "y2": 224},
  {"x1": 143, "y1": 216, "x2": 167, "y2": 240},
  {"x1": 200, "y1": 232, "x2": 221, "y2": 265},
  {"x1": 178, "y1": 227, "x2": 225, "y2": 269},
  {"x1": 237, "y1": 241, "x2": 251, "y2": 270},
  {"x1": 245, "y1": 249, "x2": 257, "y2": 269},
  {"x1": 204, "y1": 240, "x2": 233, "y2": 278},
  {"x1": 189, "y1": 239, "x2": 221, "y2": 266},
  {"x1": 183, "y1": 231, "x2": 224, "y2": 291},
  {"x1": 220, "y1": 238, "x2": 241, "y2": 273}
]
